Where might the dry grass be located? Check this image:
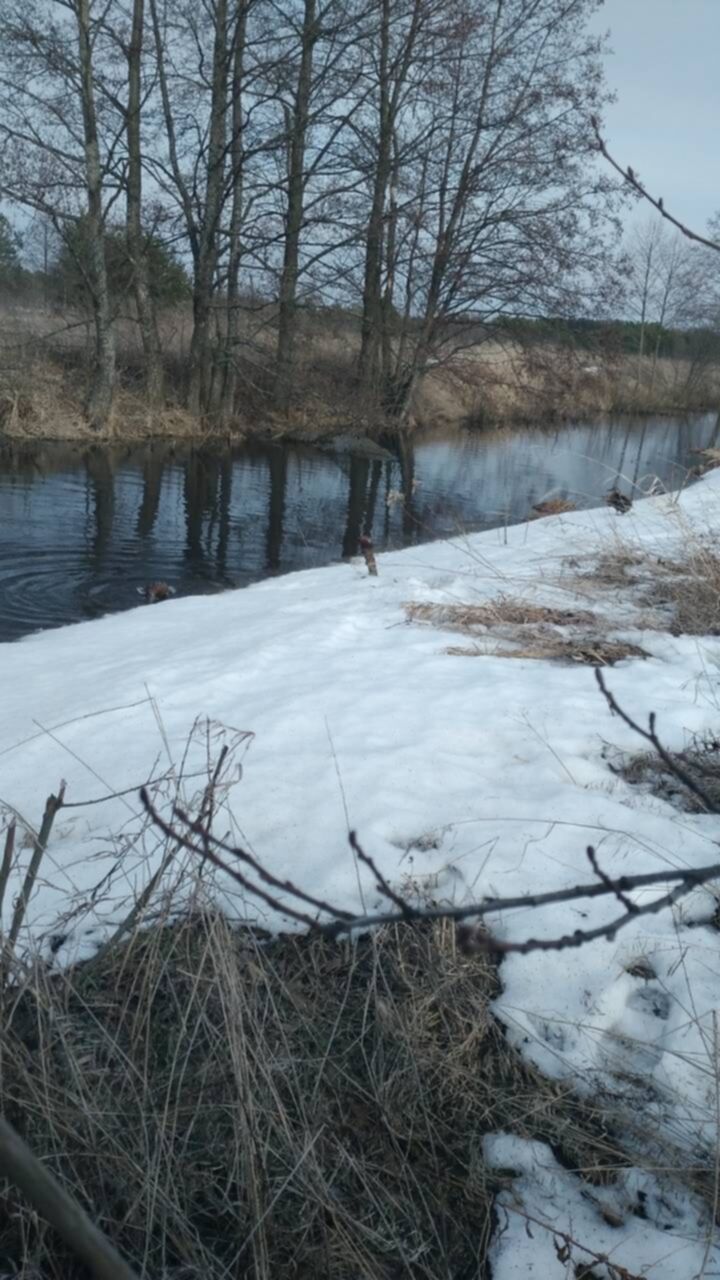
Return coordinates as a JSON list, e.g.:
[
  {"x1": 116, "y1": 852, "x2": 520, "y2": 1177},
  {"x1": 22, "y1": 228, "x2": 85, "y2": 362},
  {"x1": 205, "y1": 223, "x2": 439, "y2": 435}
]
[
  {"x1": 2, "y1": 299, "x2": 719, "y2": 441},
  {"x1": 412, "y1": 342, "x2": 720, "y2": 431},
  {"x1": 575, "y1": 540, "x2": 720, "y2": 638},
  {"x1": 406, "y1": 598, "x2": 646, "y2": 666},
  {"x1": 573, "y1": 549, "x2": 646, "y2": 589},
  {"x1": 643, "y1": 543, "x2": 720, "y2": 637},
  {"x1": 691, "y1": 447, "x2": 720, "y2": 476},
  {"x1": 0, "y1": 364, "x2": 209, "y2": 442},
  {"x1": 0, "y1": 913, "x2": 645, "y2": 1279},
  {"x1": 0, "y1": 367, "x2": 86, "y2": 439},
  {"x1": 447, "y1": 637, "x2": 648, "y2": 666}
]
